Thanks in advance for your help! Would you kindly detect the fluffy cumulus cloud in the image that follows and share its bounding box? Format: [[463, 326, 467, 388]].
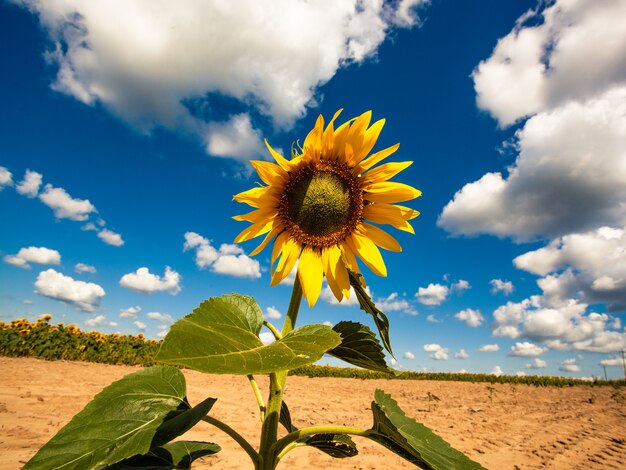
[[16, 0, 427, 161], [423, 343, 449, 361], [320, 283, 370, 307], [39, 184, 97, 221], [479, 344, 500, 353], [376, 292, 417, 316], [119, 266, 181, 294], [559, 358, 580, 373], [490, 366, 504, 377], [75, 262, 96, 274], [490, 279, 514, 296], [513, 227, 626, 311], [416, 283, 449, 305], [599, 356, 625, 367], [0, 166, 13, 189], [525, 358, 547, 370], [146, 312, 174, 324], [134, 320, 147, 331], [120, 306, 141, 319], [97, 228, 124, 246], [454, 308, 484, 327], [455, 349, 469, 360], [508, 341, 547, 357], [16, 170, 43, 198], [85, 315, 117, 328], [403, 351, 415, 360], [183, 232, 261, 278], [4, 246, 61, 269], [265, 306, 282, 320], [35, 268, 105, 311]]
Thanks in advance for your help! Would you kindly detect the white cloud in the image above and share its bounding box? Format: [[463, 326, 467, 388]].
[[490, 279, 514, 296], [416, 283, 449, 305], [492, 279, 626, 354], [490, 365, 503, 377], [426, 314, 440, 323], [146, 311, 174, 324], [455, 349, 469, 360], [473, 0, 626, 127], [423, 343, 449, 360], [320, 284, 370, 307], [133, 320, 147, 331], [525, 358, 547, 369], [559, 358, 580, 373], [16, 170, 43, 198], [403, 351, 415, 360], [4, 246, 61, 269], [183, 232, 260, 278], [599, 357, 625, 367], [259, 331, 276, 345], [75, 262, 96, 274], [513, 226, 626, 311], [479, 344, 500, 353], [451, 279, 470, 292], [265, 306, 282, 320], [119, 266, 181, 294], [17, 0, 424, 160], [97, 228, 124, 246], [85, 315, 106, 326], [120, 306, 141, 319], [508, 341, 547, 357], [206, 113, 264, 161], [376, 292, 417, 316], [35, 268, 105, 312], [0, 166, 13, 189], [39, 184, 97, 221], [439, 88, 626, 241], [454, 308, 484, 327]]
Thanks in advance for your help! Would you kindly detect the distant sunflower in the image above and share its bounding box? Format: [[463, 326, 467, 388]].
[[233, 110, 420, 307]]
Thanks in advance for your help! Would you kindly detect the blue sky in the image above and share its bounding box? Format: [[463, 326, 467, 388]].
[[1, 0, 625, 379]]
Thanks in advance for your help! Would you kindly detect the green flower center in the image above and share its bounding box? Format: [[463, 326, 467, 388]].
[[279, 162, 363, 247], [287, 171, 352, 236]]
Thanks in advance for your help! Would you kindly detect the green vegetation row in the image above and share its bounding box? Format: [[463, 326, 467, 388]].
[[2, 316, 624, 388]]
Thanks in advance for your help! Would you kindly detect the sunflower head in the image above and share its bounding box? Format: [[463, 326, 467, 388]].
[[234, 109, 420, 307]]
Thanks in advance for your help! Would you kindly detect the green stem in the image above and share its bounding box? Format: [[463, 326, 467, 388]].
[[247, 374, 266, 421], [272, 425, 371, 460], [258, 277, 303, 469], [262, 321, 282, 341], [202, 415, 259, 465]]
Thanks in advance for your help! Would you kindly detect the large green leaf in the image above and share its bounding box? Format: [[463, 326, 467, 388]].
[[24, 366, 209, 470], [328, 321, 395, 373], [105, 441, 221, 469], [348, 271, 393, 355], [369, 390, 485, 469], [156, 294, 341, 374]]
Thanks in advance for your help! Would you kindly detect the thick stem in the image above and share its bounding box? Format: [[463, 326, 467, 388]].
[[258, 277, 303, 469], [202, 415, 259, 465]]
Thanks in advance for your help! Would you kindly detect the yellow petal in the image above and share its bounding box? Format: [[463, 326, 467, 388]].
[[250, 160, 285, 186], [364, 182, 422, 203], [329, 244, 351, 299], [362, 161, 413, 185], [359, 223, 402, 252], [339, 239, 360, 273], [346, 232, 387, 277], [271, 239, 301, 286], [271, 231, 291, 268], [298, 247, 324, 307], [363, 204, 420, 233], [232, 207, 276, 223], [265, 139, 291, 171], [233, 186, 273, 208], [249, 226, 281, 256], [354, 118, 385, 164], [322, 247, 342, 302], [353, 143, 400, 175], [234, 219, 273, 243], [304, 114, 324, 159], [345, 111, 372, 165]]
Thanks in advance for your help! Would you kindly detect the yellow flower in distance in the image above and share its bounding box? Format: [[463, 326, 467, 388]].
[[233, 109, 420, 307]]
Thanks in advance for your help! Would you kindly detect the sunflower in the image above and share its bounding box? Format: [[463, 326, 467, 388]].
[[233, 109, 420, 307]]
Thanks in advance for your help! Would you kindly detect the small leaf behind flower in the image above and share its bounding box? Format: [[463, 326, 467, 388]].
[[105, 441, 221, 469], [24, 366, 202, 470], [348, 271, 393, 355], [328, 321, 395, 373], [369, 390, 486, 469], [156, 294, 341, 374]]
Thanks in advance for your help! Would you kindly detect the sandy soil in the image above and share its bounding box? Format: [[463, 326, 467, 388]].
[[1, 357, 625, 469]]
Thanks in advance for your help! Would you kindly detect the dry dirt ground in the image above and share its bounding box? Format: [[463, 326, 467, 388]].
[[1, 357, 625, 469]]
